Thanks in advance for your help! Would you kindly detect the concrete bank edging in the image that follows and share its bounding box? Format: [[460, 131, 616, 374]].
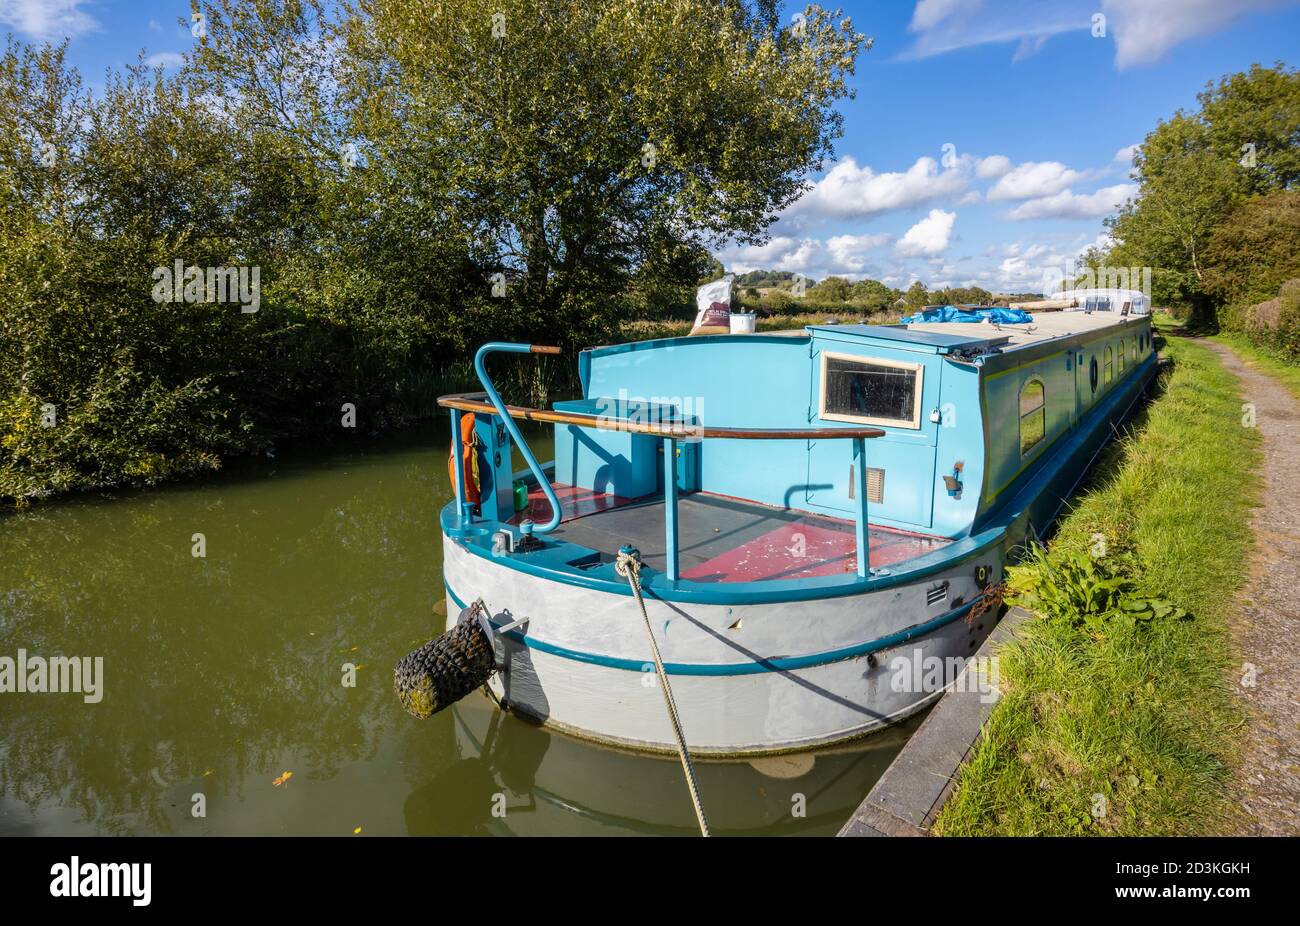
[[837, 606, 1032, 837]]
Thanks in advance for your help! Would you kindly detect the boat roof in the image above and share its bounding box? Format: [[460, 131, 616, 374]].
[[907, 310, 1141, 350], [806, 323, 1009, 351], [809, 311, 1142, 354]]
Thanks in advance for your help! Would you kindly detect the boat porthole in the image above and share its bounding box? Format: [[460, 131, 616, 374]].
[[1089, 355, 1099, 393], [975, 564, 989, 585]]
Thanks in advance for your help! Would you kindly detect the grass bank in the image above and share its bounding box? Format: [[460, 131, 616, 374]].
[[934, 319, 1257, 835]]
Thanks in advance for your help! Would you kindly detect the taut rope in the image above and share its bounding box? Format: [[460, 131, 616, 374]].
[[615, 546, 709, 837]]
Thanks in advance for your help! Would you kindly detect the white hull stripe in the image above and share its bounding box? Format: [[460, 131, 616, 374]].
[[445, 581, 986, 677]]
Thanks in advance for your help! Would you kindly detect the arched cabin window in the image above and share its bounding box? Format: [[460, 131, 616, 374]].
[[1118, 340, 1126, 374], [1019, 378, 1046, 456], [1104, 346, 1113, 385]]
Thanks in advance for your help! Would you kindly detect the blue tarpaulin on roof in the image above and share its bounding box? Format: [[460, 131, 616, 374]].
[[901, 305, 1034, 325]]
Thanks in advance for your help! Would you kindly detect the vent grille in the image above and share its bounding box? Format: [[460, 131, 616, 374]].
[[848, 467, 886, 503], [926, 583, 949, 606]]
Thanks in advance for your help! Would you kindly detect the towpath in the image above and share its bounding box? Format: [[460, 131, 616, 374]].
[[1203, 340, 1300, 835]]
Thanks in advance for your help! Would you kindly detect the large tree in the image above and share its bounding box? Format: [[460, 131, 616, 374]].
[[1105, 63, 1299, 327], [344, 0, 863, 343]]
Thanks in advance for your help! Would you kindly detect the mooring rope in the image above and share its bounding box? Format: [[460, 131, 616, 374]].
[[615, 547, 709, 837]]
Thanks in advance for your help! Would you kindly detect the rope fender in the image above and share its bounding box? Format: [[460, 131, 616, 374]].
[[394, 600, 496, 720]]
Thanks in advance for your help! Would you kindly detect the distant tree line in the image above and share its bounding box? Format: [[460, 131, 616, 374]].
[[730, 272, 1007, 316]]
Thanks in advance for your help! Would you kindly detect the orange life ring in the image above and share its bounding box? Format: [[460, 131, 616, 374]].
[[448, 414, 481, 505]]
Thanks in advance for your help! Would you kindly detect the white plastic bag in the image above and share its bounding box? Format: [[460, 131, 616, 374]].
[[690, 275, 734, 335]]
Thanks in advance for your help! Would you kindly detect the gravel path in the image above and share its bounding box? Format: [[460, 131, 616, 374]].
[[1203, 340, 1300, 835]]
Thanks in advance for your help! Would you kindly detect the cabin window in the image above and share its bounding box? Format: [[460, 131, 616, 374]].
[[819, 352, 924, 429], [1104, 346, 1113, 385], [1089, 356, 1098, 394], [1118, 341, 1126, 374], [1019, 378, 1046, 456]]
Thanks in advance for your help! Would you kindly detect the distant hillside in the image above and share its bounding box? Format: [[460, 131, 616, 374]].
[[733, 270, 816, 290]]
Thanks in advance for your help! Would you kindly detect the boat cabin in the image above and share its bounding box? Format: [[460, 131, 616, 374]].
[[444, 310, 1154, 590]]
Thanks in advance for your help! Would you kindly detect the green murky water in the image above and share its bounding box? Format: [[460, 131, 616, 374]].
[[0, 427, 916, 836]]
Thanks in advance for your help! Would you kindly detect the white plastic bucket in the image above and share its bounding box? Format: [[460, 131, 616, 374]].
[[729, 313, 756, 334]]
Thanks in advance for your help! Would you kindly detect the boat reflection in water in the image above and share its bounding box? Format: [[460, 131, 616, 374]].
[[403, 691, 921, 836]]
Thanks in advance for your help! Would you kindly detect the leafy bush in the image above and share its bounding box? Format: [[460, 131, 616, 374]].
[[1274, 279, 1300, 361], [1007, 545, 1188, 632]]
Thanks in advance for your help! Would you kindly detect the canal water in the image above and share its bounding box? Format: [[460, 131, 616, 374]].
[[0, 427, 918, 836]]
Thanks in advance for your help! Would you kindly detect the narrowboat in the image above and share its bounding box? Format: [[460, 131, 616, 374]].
[[414, 308, 1157, 757]]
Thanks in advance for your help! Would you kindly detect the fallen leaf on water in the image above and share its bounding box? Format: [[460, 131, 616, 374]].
[[273, 770, 293, 787], [353, 826, 362, 835], [203, 769, 214, 777]]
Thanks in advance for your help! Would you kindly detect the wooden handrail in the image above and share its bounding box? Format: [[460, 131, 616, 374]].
[[437, 392, 886, 440]]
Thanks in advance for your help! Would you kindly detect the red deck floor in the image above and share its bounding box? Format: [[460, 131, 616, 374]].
[[506, 484, 951, 582], [679, 518, 947, 582]]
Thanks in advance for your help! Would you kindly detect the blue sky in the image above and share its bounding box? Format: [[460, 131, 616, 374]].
[[2, 0, 1298, 293]]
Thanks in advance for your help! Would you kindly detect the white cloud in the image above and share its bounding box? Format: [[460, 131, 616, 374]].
[[910, 0, 975, 31], [1103, 0, 1297, 69], [900, 0, 1088, 61], [976, 155, 1013, 179], [826, 233, 892, 272], [719, 236, 807, 274], [1006, 241, 1052, 259], [1007, 183, 1137, 220], [896, 209, 957, 257], [987, 161, 1087, 201], [0, 0, 98, 40], [720, 231, 894, 280], [791, 155, 972, 220], [1113, 143, 1141, 164], [144, 52, 185, 70], [902, 0, 1292, 67]]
